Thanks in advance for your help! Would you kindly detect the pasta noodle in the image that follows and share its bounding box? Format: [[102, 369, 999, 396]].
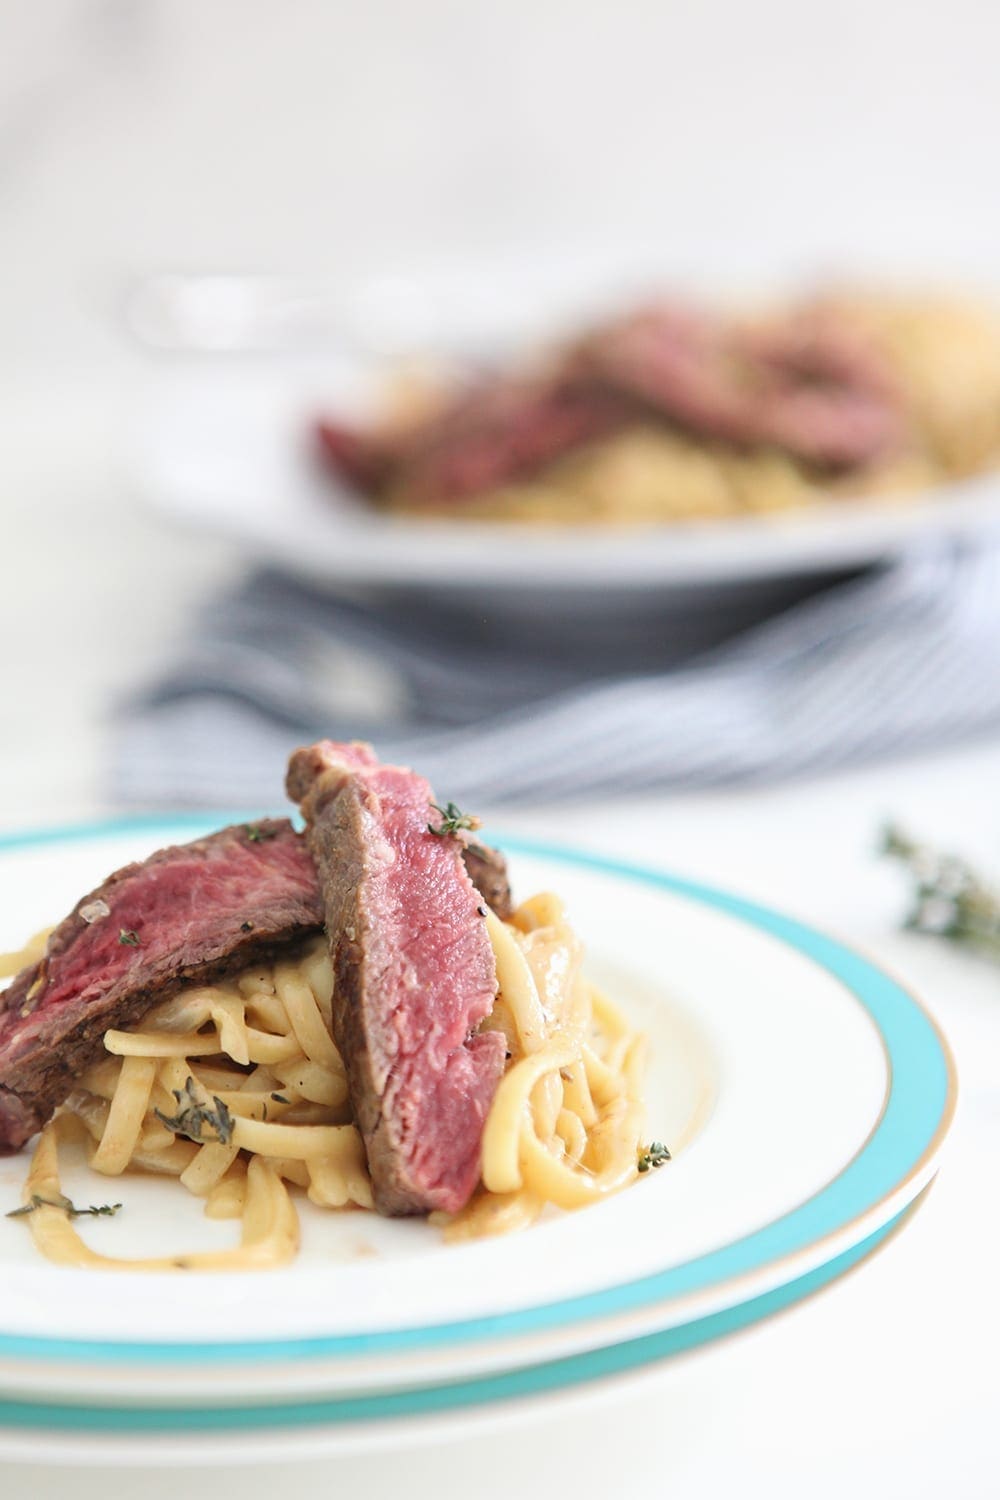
[[7, 895, 652, 1269]]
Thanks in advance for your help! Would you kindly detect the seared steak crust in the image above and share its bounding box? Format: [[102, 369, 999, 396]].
[[0, 819, 323, 1153], [461, 840, 514, 921]]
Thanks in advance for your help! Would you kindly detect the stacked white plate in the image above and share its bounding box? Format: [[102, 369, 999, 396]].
[[0, 821, 956, 1463]]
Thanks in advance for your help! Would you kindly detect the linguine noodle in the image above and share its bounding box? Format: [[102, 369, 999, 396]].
[[4, 892, 649, 1269]]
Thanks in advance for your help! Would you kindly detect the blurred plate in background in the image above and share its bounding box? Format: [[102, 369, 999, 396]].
[[136, 365, 1000, 596]]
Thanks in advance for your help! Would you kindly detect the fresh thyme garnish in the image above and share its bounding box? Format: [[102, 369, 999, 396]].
[[881, 823, 1000, 957], [427, 802, 481, 838], [154, 1077, 235, 1145], [7, 1193, 122, 1220], [243, 824, 277, 843], [118, 929, 140, 947], [637, 1141, 671, 1173]]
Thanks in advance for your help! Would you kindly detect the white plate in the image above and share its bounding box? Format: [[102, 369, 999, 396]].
[[138, 369, 1000, 593], [0, 820, 955, 1436]]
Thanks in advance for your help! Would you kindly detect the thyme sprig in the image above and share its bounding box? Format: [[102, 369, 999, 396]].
[[118, 929, 140, 947], [427, 801, 481, 838], [881, 823, 1000, 957], [7, 1193, 122, 1220], [155, 1076, 235, 1145], [637, 1141, 671, 1173]]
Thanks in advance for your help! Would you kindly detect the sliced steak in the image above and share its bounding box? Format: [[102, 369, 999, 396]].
[[387, 380, 629, 508], [286, 741, 506, 1216], [315, 300, 904, 507], [0, 819, 323, 1153], [576, 303, 903, 470], [461, 839, 514, 921], [315, 418, 394, 496], [316, 379, 628, 508], [570, 304, 759, 448], [734, 312, 903, 469]]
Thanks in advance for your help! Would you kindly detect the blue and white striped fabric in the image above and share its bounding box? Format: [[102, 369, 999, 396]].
[[114, 542, 1000, 807]]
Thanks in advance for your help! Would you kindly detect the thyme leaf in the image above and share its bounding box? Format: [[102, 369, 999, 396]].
[[154, 1077, 235, 1145], [7, 1193, 122, 1220], [118, 929, 141, 947], [243, 824, 277, 843], [427, 801, 481, 838], [637, 1141, 671, 1173]]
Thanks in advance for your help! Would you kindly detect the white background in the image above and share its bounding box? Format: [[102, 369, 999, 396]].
[[5, 0, 1000, 374], [2, 2, 1000, 1494]]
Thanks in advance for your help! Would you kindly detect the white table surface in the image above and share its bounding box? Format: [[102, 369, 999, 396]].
[[2, 381, 999, 1498]]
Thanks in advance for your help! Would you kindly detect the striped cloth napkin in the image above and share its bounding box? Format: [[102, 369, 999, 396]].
[[114, 540, 1000, 807]]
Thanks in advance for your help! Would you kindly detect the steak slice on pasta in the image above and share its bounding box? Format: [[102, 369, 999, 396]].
[[0, 820, 324, 1154], [286, 740, 506, 1216]]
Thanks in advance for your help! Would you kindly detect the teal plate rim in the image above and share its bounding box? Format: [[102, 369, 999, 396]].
[[0, 815, 957, 1371], [0, 1204, 915, 1436]]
